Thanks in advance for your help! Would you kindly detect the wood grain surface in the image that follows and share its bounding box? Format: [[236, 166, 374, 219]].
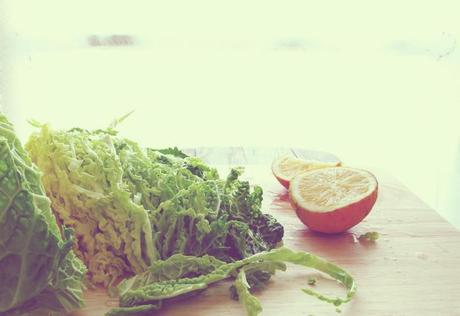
[[72, 147, 460, 316]]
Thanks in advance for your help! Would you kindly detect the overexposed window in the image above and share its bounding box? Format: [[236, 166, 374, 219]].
[[2, 0, 459, 226]]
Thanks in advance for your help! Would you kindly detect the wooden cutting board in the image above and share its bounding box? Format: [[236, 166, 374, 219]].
[[72, 147, 460, 316]]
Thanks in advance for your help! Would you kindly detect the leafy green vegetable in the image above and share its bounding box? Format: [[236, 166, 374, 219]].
[[109, 247, 356, 316], [308, 277, 317, 286], [229, 260, 286, 300], [26, 126, 159, 285], [26, 125, 283, 284], [154, 147, 189, 158], [230, 270, 272, 300], [106, 304, 161, 316], [233, 269, 263, 316], [0, 113, 86, 315], [358, 231, 380, 242], [117, 254, 226, 298], [24, 119, 356, 316]]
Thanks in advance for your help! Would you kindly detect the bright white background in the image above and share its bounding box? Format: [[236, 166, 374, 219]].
[[1, 0, 460, 227]]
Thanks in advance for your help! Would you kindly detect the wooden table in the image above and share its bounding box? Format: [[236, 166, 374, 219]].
[[74, 147, 460, 316]]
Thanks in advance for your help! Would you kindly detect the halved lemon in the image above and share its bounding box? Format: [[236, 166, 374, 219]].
[[289, 167, 378, 234], [272, 155, 341, 189]]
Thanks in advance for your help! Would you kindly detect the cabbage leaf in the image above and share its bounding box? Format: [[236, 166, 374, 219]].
[[26, 125, 283, 285], [0, 113, 85, 315], [108, 247, 356, 316]]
